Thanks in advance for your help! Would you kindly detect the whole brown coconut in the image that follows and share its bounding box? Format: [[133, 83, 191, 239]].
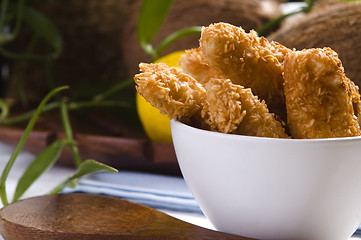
[[7, 0, 134, 104], [269, 2, 361, 87], [7, 0, 282, 104], [122, 0, 283, 77]]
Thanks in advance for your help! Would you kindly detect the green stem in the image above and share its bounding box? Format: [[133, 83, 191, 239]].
[[10, 0, 26, 42], [0, 0, 9, 35], [0, 0, 26, 44], [0, 45, 52, 61], [60, 99, 82, 167], [140, 41, 155, 57], [93, 78, 134, 101], [153, 26, 202, 60], [256, 0, 314, 36], [0, 86, 68, 206], [68, 100, 131, 110], [0, 99, 9, 122], [1, 101, 60, 125], [1, 100, 130, 125], [256, 10, 302, 36], [304, 0, 314, 10], [15, 33, 40, 106]]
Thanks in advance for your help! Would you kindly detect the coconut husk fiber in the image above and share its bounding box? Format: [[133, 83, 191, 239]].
[[269, 2, 361, 87], [122, 0, 283, 77]]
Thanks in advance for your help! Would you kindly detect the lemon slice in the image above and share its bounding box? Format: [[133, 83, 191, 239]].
[[136, 51, 185, 142]]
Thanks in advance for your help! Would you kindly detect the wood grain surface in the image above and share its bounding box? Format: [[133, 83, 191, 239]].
[[0, 193, 255, 240]]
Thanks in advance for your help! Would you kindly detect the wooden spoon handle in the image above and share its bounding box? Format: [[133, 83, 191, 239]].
[[0, 193, 255, 240]]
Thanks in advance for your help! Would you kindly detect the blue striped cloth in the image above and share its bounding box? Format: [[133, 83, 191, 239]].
[[62, 171, 202, 213]]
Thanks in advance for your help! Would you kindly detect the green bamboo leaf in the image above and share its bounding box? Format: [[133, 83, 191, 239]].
[[49, 159, 118, 194], [60, 99, 82, 167], [12, 140, 64, 202], [0, 86, 68, 206], [22, 6, 63, 58], [154, 26, 202, 59], [137, 0, 174, 55], [0, 98, 9, 122]]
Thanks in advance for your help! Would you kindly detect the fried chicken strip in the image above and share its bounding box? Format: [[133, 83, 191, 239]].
[[350, 81, 361, 126], [135, 62, 288, 138], [283, 48, 361, 138], [134, 63, 206, 125], [200, 22, 290, 121], [179, 48, 219, 85], [202, 78, 289, 138]]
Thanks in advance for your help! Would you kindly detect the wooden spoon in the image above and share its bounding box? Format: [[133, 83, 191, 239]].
[[0, 193, 255, 240]]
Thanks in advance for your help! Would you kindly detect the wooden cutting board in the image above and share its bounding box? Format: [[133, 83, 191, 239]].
[[0, 193, 255, 240]]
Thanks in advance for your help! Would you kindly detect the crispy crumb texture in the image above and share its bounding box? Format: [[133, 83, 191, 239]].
[[134, 23, 361, 139], [200, 22, 290, 121], [135, 63, 288, 138], [202, 78, 288, 138], [284, 48, 361, 138], [134, 63, 205, 124], [179, 48, 220, 85]]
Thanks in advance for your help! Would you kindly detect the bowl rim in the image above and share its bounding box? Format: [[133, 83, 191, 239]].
[[170, 119, 361, 143]]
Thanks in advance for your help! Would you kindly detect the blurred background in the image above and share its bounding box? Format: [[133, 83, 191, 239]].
[[0, 0, 360, 175]]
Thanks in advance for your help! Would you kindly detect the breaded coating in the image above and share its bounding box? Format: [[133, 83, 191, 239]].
[[350, 81, 361, 126], [134, 63, 206, 124], [178, 48, 219, 85], [202, 78, 289, 138], [283, 48, 361, 138], [135, 62, 288, 138], [200, 22, 290, 121]]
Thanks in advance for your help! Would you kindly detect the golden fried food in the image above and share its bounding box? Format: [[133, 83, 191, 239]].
[[134, 63, 206, 124], [135, 22, 361, 140], [135, 62, 288, 138], [283, 48, 361, 138], [178, 48, 220, 85], [200, 22, 290, 121], [202, 78, 289, 138], [350, 81, 361, 126]]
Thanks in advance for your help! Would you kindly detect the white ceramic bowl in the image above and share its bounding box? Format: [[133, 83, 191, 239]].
[[171, 120, 361, 240]]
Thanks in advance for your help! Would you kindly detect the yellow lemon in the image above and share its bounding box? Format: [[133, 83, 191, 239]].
[[154, 50, 185, 68], [136, 51, 185, 142]]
